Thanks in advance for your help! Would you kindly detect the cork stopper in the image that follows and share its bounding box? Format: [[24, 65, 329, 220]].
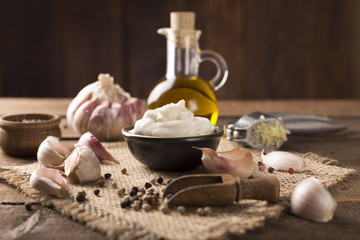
[[170, 12, 195, 30]]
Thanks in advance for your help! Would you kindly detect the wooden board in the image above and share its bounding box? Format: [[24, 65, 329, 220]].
[[0, 98, 359, 240], [1, 1, 360, 99]]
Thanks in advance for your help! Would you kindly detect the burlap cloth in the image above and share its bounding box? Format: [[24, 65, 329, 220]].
[[0, 139, 355, 240]]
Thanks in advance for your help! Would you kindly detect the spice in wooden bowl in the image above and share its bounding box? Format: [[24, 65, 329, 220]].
[[0, 113, 61, 157]]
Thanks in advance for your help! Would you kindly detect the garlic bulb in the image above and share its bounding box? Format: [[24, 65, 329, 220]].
[[30, 168, 68, 198], [77, 132, 118, 164], [66, 73, 146, 141], [291, 177, 337, 222], [196, 147, 256, 179], [261, 150, 305, 172], [64, 145, 101, 184], [37, 136, 71, 169]]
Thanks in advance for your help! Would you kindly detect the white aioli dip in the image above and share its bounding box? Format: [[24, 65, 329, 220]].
[[131, 100, 214, 137]]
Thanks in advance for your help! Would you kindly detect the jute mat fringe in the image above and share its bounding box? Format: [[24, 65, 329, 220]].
[[0, 139, 355, 240]]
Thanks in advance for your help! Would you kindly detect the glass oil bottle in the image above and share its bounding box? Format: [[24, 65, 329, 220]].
[[147, 12, 228, 125]]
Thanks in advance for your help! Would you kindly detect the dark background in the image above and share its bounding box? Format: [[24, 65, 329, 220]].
[[0, 0, 359, 100]]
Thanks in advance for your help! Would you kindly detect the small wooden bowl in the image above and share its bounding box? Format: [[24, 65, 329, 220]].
[[0, 113, 61, 157]]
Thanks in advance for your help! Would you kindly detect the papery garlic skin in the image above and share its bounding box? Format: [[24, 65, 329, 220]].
[[67, 73, 146, 141], [261, 150, 305, 172], [30, 168, 68, 198], [291, 177, 337, 222], [37, 136, 71, 169], [196, 147, 255, 179], [66, 82, 98, 125], [64, 146, 101, 184], [87, 100, 113, 140], [77, 132, 118, 164]]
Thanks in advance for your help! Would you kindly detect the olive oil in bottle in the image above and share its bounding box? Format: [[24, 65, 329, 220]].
[[148, 76, 218, 125], [147, 12, 227, 125]]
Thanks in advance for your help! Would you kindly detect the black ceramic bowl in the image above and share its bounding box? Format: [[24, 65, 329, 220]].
[[122, 126, 223, 171]]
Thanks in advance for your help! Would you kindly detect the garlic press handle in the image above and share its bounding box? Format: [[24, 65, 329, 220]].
[[225, 123, 248, 141]]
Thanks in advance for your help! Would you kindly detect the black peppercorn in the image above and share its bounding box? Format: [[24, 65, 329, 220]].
[[121, 200, 131, 208], [94, 189, 100, 196], [104, 173, 112, 179], [268, 167, 274, 173], [157, 177, 164, 184], [76, 191, 86, 202], [129, 189, 138, 197], [145, 182, 152, 189], [25, 202, 32, 211]]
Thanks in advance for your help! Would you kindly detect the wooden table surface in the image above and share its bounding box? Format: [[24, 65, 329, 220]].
[[0, 98, 359, 240]]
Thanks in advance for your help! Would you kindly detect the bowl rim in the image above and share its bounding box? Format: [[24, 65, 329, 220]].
[[0, 113, 61, 129], [122, 125, 223, 142]]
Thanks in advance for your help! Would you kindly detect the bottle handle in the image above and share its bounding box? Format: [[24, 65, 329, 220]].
[[200, 50, 228, 91]]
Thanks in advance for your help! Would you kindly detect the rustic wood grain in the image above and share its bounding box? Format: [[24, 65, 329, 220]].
[[0, 205, 107, 240], [0, 98, 359, 240], [0, 98, 359, 117], [1, 0, 359, 99]]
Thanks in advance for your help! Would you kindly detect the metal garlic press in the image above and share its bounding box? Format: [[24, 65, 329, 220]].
[[225, 111, 347, 150], [225, 112, 285, 150]]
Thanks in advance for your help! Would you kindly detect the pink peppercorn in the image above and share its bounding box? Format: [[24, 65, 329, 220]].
[[288, 168, 294, 174]]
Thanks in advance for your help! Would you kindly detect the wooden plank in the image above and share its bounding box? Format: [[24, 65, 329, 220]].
[[1, 1, 360, 99], [217, 99, 360, 117], [0, 205, 107, 240], [0, 99, 359, 239], [246, 0, 357, 99], [237, 201, 360, 240], [0, 98, 359, 117]]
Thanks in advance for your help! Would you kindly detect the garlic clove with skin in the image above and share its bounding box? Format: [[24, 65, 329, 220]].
[[124, 97, 147, 124], [195, 147, 256, 179], [110, 98, 147, 140], [291, 177, 337, 222], [66, 73, 146, 141], [37, 136, 71, 169], [64, 145, 101, 184], [261, 150, 305, 172], [30, 168, 68, 198], [87, 100, 113, 141], [110, 102, 128, 139], [66, 81, 98, 125], [77, 132, 119, 164], [72, 97, 99, 134]]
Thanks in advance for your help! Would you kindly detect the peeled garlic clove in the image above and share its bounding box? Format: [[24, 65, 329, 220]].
[[30, 168, 68, 198], [64, 146, 101, 184], [37, 136, 71, 169], [261, 150, 305, 172], [72, 97, 99, 134], [291, 177, 337, 222], [77, 132, 119, 164], [66, 81, 98, 124], [196, 147, 255, 179], [87, 101, 113, 141]]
